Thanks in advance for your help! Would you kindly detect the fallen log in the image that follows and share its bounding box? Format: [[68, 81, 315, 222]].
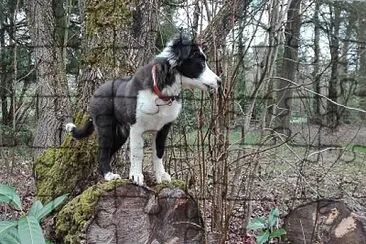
[[55, 180, 204, 244], [284, 199, 366, 244]]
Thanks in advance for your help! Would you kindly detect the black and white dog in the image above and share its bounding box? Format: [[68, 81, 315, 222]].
[[65, 35, 221, 185]]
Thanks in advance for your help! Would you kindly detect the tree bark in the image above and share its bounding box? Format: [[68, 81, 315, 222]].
[[326, 4, 341, 129], [312, 1, 321, 124], [56, 182, 204, 244], [274, 0, 302, 136], [26, 0, 71, 158], [356, 3, 366, 121]]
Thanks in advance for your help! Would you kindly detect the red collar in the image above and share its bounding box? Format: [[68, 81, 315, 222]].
[[151, 64, 179, 103]]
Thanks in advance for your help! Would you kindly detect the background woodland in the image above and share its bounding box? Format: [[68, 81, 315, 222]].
[[2, 0, 366, 243]]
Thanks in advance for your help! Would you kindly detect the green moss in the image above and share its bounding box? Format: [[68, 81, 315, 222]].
[[84, 0, 135, 71], [154, 179, 186, 193], [34, 115, 98, 203], [56, 180, 128, 243]]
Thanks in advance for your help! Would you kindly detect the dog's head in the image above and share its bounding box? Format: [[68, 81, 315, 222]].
[[156, 34, 221, 91]]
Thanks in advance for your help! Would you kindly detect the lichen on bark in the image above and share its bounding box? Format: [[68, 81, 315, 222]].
[[84, 0, 135, 72]]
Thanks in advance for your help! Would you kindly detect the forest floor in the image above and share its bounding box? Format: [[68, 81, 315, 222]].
[[1, 123, 366, 243]]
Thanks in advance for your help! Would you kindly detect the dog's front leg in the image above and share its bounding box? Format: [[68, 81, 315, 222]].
[[153, 123, 172, 183], [129, 126, 144, 186]]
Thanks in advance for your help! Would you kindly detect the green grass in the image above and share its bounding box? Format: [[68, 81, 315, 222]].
[[290, 116, 308, 124]]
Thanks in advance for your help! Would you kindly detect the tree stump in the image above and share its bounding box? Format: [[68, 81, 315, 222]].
[[284, 199, 366, 244], [56, 181, 204, 244], [34, 115, 99, 204]]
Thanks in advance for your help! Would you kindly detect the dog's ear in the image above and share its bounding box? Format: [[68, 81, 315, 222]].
[[154, 61, 174, 88], [171, 35, 192, 62]]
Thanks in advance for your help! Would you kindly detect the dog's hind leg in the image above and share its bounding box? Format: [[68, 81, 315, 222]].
[[111, 125, 129, 156], [95, 115, 121, 181], [152, 123, 172, 183]]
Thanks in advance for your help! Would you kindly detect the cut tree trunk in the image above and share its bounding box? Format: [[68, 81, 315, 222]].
[[56, 181, 204, 244], [285, 199, 366, 244]]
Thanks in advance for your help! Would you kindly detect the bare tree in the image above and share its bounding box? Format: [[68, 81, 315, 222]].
[[274, 0, 302, 136], [312, 1, 321, 124], [356, 3, 366, 121], [326, 3, 341, 128]]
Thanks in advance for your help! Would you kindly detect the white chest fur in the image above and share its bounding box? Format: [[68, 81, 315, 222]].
[[134, 90, 182, 132]]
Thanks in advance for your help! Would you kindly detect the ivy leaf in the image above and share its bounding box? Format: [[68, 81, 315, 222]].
[[268, 208, 280, 228], [247, 217, 266, 231], [270, 228, 286, 238], [256, 230, 270, 244]]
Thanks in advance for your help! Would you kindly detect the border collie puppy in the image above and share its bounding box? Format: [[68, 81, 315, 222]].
[[65, 35, 221, 185]]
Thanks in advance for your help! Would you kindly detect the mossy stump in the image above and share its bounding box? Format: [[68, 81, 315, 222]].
[[56, 180, 204, 244], [285, 199, 366, 244], [34, 115, 99, 203]]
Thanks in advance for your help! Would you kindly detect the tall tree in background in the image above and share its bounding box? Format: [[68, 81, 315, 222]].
[[312, 1, 321, 123], [26, 0, 71, 158], [274, 0, 302, 136], [0, 0, 34, 136], [356, 3, 366, 121], [338, 5, 356, 122], [326, 3, 341, 128]]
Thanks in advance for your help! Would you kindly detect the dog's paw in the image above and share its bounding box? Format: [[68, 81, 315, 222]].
[[156, 171, 171, 184], [65, 123, 76, 133], [104, 172, 121, 181], [130, 173, 144, 186]]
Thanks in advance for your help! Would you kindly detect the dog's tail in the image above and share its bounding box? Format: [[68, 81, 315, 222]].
[[65, 118, 94, 139]]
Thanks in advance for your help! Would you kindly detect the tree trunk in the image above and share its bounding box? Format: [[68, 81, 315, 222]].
[[274, 0, 302, 137], [261, 0, 283, 130], [312, 1, 321, 124], [26, 0, 71, 158], [76, 0, 160, 112], [326, 4, 341, 129], [338, 8, 356, 123], [285, 199, 366, 243], [357, 3, 366, 121], [55, 182, 204, 244]]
